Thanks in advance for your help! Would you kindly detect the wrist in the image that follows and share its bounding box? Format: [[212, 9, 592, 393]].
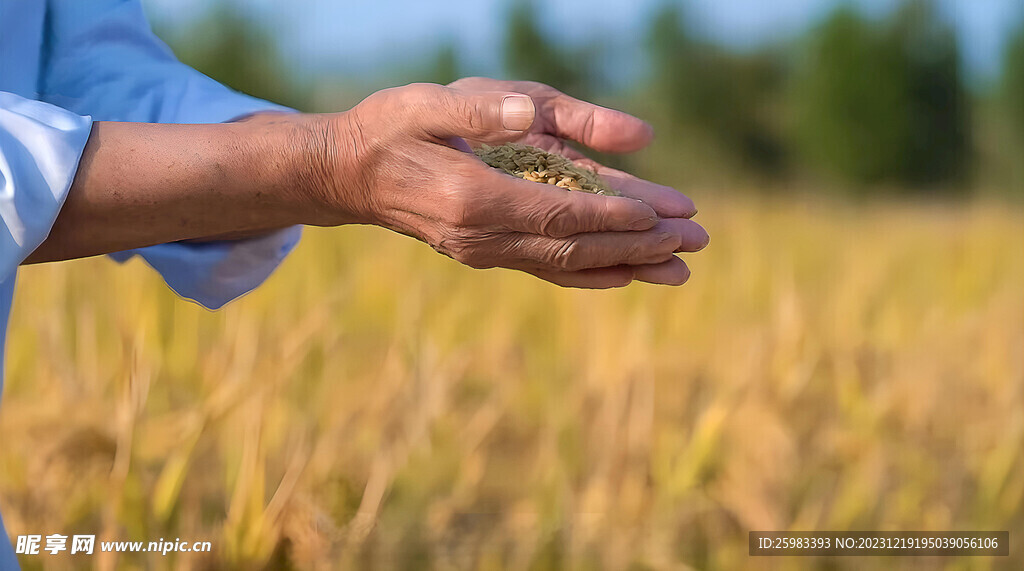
[[282, 110, 378, 227], [229, 111, 334, 228]]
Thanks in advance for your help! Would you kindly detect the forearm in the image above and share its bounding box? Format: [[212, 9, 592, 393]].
[[25, 113, 325, 264]]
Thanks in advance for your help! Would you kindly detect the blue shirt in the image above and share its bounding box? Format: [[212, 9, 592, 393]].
[[0, 1, 301, 565]]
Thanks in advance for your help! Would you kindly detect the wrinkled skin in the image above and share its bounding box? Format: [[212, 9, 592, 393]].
[[314, 79, 708, 288]]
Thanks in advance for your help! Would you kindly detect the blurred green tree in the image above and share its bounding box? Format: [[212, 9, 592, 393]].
[[646, 4, 787, 176], [1003, 25, 1024, 144], [996, 23, 1024, 194], [156, 3, 307, 111], [646, 3, 691, 125], [891, 0, 972, 185], [791, 0, 970, 189], [428, 41, 461, 86], [503, 0, 591, 99]]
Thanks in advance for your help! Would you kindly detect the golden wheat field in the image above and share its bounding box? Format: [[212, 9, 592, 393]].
[[1, 194, 1021, 570]]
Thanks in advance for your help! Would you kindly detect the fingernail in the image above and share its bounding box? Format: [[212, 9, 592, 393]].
[[629, 215, 659, 231], [501, 95, 535, 131]]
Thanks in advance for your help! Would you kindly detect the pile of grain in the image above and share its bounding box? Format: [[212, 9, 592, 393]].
[[474, 143, 619, 196]]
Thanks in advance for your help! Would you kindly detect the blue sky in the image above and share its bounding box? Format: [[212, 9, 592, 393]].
[[143, 0, 1023, 83]]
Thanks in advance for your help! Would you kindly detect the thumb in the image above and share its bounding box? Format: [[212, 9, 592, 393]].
[[402, 84, 535, 142]]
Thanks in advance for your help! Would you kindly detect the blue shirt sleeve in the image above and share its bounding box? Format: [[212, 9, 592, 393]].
[[40, 0, 289, 124], [0, 92, 92, 282], [39, 0, 302, 309]]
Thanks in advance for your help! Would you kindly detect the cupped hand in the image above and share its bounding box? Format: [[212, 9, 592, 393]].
[[448, 77, 706, 285], [313, 81, 707, 288]]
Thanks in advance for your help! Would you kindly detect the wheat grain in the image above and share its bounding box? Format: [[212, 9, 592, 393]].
[[474, 142, 620, 196]]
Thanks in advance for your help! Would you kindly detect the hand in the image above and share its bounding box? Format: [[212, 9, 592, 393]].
[[449, 77, 706, 285], [312, 82, 708, 288]]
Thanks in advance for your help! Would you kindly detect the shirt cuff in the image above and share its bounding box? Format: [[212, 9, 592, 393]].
[[109, 225, 302, 310], [0, 92, 93, 282]]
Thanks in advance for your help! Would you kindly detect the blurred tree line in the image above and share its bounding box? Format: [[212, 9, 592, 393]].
[[160, 0, 1022, 197]]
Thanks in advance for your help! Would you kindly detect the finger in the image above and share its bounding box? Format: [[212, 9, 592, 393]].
[[495, 228, 682, 272], [446, 78, 653, 153], [395, 83, 536, 143], [521, 135, 697, 219], [592, 167, 698, 219], [542, 92, 654, 153], [519, 133, 590, 160], [481, 168, 658, 236], [653, 218, 710, 253], [632, 256, 691, 286], [520, 265, 635, 289]]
